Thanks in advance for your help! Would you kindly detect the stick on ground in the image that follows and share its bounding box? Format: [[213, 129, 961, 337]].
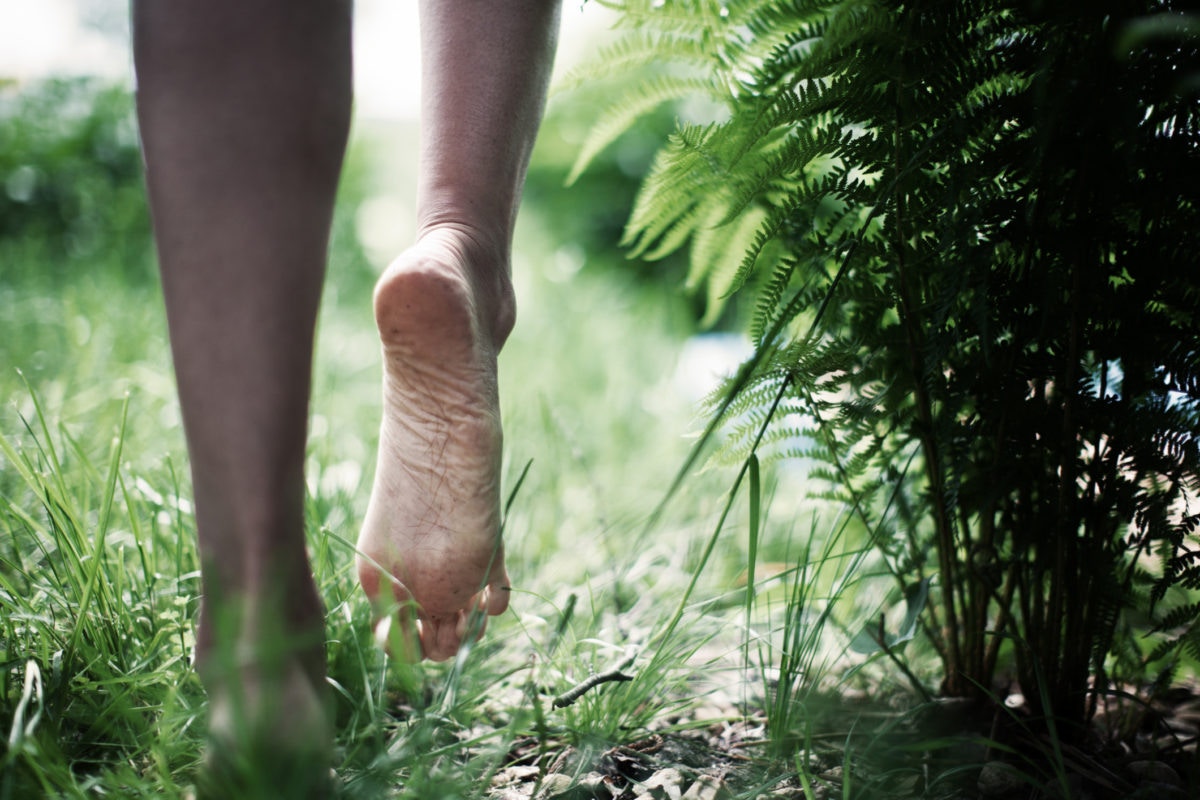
[[552, 651, 637, 709]]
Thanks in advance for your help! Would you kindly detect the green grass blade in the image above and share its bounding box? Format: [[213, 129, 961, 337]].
[[747, 453, 761, 611], [65, 394, 129, 665]]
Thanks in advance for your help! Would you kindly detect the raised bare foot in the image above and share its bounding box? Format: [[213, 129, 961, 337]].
[[357, 227, 514, 662]]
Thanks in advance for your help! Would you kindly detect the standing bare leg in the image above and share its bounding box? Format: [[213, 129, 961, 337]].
[[357, 1, 561, 662], [133, 1, 351, 794]]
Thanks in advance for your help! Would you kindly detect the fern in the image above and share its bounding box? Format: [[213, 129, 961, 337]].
[[571, 0, 1200, 731], [566, 74, 723, 185]]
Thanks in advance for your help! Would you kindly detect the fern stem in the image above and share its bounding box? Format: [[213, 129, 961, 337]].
[[887, 16, 964, 694], [983, 561, 1019, 685]]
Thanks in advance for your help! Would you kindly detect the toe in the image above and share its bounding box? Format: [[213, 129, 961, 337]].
[[483, 550, 511, 616], [375, 614, 422, 663], [487, 574, 511, 616], [420, 616, 462, 662], [455, 601, 491, 643], [360, 564, 424, 662]]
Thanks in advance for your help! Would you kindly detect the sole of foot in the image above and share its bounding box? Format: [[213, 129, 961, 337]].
[[357, 228, 513, 662]]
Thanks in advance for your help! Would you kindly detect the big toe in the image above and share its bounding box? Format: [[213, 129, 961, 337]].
[[486, 569, 511, 616], [422, 615, 467, 662]]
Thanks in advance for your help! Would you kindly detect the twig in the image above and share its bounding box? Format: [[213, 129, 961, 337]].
[[553, 651, 637, 709]]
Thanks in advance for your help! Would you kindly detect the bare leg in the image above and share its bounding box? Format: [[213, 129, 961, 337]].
[[133, 0, 351, 794], [357, 1, 561, 662]]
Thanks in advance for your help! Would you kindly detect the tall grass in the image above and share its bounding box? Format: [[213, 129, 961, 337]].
[[0, 93, 935, 795], [1, 383, 203, 798], [1, 193, 821, 796]]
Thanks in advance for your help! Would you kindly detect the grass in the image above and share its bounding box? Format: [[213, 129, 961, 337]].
[[8, 55, 1200, 800], [0, 121, 927, 798]]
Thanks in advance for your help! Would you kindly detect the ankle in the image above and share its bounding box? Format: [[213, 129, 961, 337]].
[[408, 222, 517, 347], [195, 574, 326, 680]]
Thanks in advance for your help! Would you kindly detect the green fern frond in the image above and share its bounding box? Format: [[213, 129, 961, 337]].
[[621, 121, 726, 257], [593, 0, 744, 33], [566, 74, 723, 185], [555, 30, 718, 94], [750, 258, 800, 344], [691, 203, 771, 326], [717, 122, 855, 229], [1152, 600, 1200, 634]]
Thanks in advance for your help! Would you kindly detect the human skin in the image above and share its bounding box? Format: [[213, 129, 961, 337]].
[[357, 0, 561, 662], [133, 0, 559, 792], [134, 2, 351, 792]]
